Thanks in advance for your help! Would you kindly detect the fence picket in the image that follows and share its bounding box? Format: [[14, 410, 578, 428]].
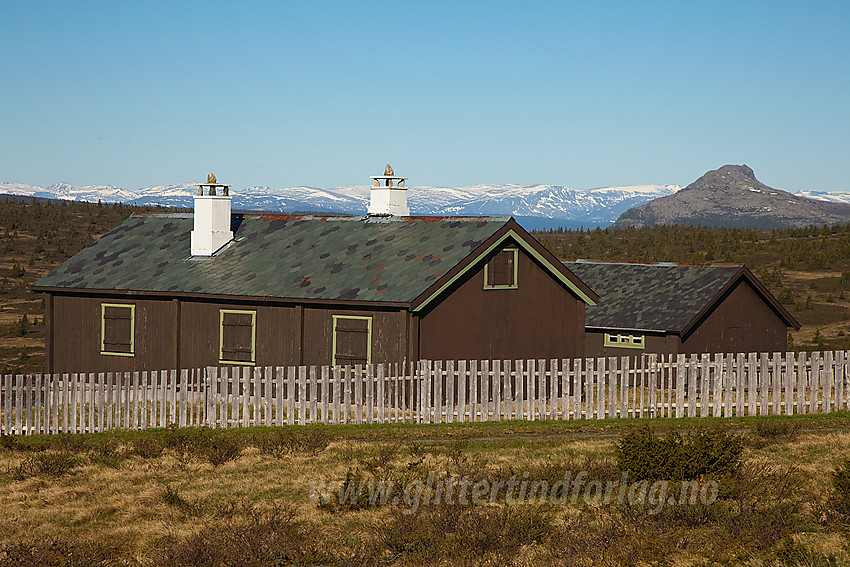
[[835, 350, 844, 411], [607, 357, 617, 419], [458, 360, 467, 423], [8, 351, 850, 435], [570, 358, 580, 420]]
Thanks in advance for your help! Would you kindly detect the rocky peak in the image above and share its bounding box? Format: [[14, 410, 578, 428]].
[[613, 165, 850, 229], [684, 164, 762, 194]]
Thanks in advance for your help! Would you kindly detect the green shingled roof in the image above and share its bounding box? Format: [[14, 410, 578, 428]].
[[564, 261, 745, 333], [35, 214, 513, 303]]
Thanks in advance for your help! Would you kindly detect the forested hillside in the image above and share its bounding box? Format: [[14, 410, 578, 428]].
[[0, 199, 172, 374]]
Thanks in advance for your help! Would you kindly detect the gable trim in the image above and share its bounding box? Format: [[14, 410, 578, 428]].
[[412, 226, 597, 313]]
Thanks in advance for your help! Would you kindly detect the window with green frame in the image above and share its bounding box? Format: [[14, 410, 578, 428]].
[[101, 303, 135, 356], [603, 332, 645, 349], [219, 309, 256, 364], [332, 315, 372, 366], [484, 247, 518, 289]]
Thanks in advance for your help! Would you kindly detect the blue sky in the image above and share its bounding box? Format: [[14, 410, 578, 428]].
[[1, 1, 848, 192]]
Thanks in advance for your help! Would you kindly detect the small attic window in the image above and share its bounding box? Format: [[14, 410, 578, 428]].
[[220, 309, 256, 365], [101, 303, 135, 356], [484, 248, 518, 290], [604, 332, 645, 349]]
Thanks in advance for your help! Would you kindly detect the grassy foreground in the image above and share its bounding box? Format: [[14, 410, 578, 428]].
[[1, 414, 849, 566]]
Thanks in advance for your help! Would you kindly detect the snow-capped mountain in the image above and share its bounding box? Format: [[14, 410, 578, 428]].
[[0, 180, 682, 227], [797, 190, 850, 205]]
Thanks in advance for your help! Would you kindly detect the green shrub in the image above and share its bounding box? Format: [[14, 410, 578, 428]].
[[163, 426, 244, 466], [13, 452, 79, 478], [153, 504, 319, 567], [831, 459, 850, 516], [616, 426, 742, 481], [0, 537, 121, 567], [132, 436, 166, 459], [0, 433, 18, 451], [753, 420, 801, 441], [255, 428, 329, 457]]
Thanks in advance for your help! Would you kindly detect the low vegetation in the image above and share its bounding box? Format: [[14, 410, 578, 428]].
[[0, 416, 848, 566]]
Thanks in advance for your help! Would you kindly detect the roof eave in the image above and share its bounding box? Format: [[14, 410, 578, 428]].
[[32, 285, 412, 310]]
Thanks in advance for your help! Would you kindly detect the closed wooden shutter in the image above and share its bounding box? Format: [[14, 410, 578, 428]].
[[102, 305, 133, 354], [486, 249, 516, 287], [334, 317, 370, 366], [221, 311, 255, 363]]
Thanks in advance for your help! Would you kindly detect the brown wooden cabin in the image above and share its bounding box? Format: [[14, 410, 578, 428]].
[[34, 214, 597, 374], [563, 261, 799, 358]]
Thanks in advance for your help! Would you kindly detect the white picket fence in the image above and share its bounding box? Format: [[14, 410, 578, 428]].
[[2, 351, 849, 435]]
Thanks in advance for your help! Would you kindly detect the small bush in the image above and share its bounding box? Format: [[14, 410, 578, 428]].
[[0, 537, 121, 567], [831, 459, 850, 516], [163, 426, 244, 466], [13, 452, 79, 478], [384, 501, 555, 563], [132, 436, 166, 459], [0, 433, 18, 451], [255, 428, 329, 457], [753, 420, 802, 441], [616, 426, 742, 481], [162, 485, 199, 515], [153, 504, 320, 567], [87, 436, 126, 468], [720, 462, 805, 549]]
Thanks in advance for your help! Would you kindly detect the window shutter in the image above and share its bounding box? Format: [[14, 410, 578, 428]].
[[221, 311, 255, 363], [487, 249, 516, 287], [334, 317, 370, 366], [102, 305, 133, 354]]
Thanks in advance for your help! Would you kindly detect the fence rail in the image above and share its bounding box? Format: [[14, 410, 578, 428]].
[[2, 351, 849, 435]]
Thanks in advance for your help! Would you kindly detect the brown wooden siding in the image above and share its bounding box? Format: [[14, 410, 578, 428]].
[[681, 280, 788, 354], [584, 280, 789, 357], [50, 293, 177, 374], [177, 300, 301, 370], [585, 331, 679, 358], [418, 245, 585, 361], [302, 307, 409, 367]]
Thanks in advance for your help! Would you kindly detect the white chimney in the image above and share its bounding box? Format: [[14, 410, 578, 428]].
[[191, 174, 233, 256], [368, 164, 409, 216]]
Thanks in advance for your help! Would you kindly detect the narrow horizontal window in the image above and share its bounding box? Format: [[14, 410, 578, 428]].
[[604, 332, 645, 350], [101, 303, 135, 357], [220, 309, 256, 365], [484, 248, 518, 290]]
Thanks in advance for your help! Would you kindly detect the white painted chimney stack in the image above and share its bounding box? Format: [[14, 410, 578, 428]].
[[191, 174, 233, 256], [368, 164, 409, 216]]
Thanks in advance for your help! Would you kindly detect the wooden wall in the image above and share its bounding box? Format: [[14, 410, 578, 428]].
[[46, 293, 413, 373], [585, 331, 679, 358], [49, 293, 177, 374], [681, 279, 788, 354], [177, 300, 301, 370], [417, 245, 586, 361], [583, 280, 790, 358], [301, 307, 410, 367]]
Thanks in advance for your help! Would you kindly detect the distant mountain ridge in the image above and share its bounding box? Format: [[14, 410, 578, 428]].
[[3, 174, 849, 230], [0, 180, 680, 228], [613, 165, 850, 230]]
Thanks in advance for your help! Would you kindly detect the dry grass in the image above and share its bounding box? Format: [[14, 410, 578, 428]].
[[0, 419, 848, 565]]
